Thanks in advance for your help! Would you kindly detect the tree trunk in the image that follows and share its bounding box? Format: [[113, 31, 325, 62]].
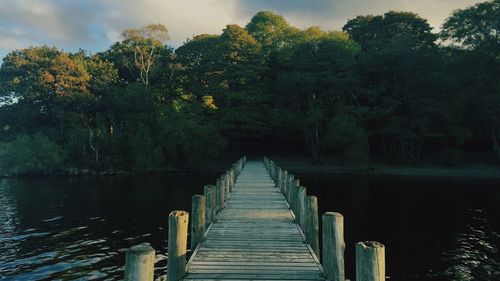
[[88, 126, 99, 163]]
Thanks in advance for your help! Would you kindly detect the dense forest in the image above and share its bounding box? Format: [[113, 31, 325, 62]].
[[0, 0, 499, 175]]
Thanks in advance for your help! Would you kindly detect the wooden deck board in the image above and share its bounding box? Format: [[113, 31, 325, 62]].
[[183, 161, 325, 281]]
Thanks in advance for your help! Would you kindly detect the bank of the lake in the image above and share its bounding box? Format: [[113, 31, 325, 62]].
[[272, 156, 500, 179]]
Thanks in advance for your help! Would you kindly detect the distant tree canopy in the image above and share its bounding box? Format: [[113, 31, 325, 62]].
[[1, 1, 499, 175], [441, 0, 500, 56]]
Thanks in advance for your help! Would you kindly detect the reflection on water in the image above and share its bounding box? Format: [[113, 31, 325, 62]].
[[442, 209, 500, 281], [0, 173, 216, 280], [0, 172, 499, 280], [298, 173, 500, 281]]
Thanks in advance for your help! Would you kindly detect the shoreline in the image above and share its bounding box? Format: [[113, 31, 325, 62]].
[[3, 158, 500, 179], [272, 157, 500, 179]]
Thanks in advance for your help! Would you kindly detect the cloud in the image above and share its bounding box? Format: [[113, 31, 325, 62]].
[[0, 0, 483, 59], [234, 0, 482, 31], [89, 0, 242, 47]]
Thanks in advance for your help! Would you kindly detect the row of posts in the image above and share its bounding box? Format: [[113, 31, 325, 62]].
[[123, 157, 247, 281], [263, 157, 385, 281]]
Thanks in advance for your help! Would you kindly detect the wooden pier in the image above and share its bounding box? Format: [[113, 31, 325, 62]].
[[124, 157, 385, 281], [184, 160, 324, 280]]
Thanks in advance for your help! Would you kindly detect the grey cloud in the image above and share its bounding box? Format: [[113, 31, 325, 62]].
[[0, 1, 96, 45], [0, 0, 484, 59], [234, 0, 482, 30]]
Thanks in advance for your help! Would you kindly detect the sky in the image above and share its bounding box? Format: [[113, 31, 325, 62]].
[[0, 0, 483, 59]]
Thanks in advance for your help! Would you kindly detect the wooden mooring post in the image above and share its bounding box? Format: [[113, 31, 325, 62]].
[[216, 177, 225, 212], [124, 244, 155, 281], [323, 212, 345, 281], [191, 195, 205, 251], [356, 241, 385, 281], [167, 210, 189, 281], [305, 195, 320, 258], [204, 185, 216, 229]]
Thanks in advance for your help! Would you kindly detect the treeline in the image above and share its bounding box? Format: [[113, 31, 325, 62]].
[[1, 1, 499, 175]]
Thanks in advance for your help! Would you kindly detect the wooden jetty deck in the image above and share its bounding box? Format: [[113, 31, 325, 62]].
[[183, 160, 325, 281], [123, 157, 385, 281]]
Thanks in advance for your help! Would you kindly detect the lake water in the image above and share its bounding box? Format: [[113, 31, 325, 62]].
[[0, 169, 499, 280]]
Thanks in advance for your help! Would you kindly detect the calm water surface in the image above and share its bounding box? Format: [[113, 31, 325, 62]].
[[0, 170, 499, 280]]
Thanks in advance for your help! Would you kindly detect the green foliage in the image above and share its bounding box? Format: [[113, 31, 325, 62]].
[[245, 11, 295, 54], [0, 133, 65, 175], [1, 5, 500, 174], [343, 11, 437, 50], [441, 0, 500, 57], [159, 117, 226, 170], [271, 31, 360, 159], [130, 127, 164, 171], [323, 115, 369, 164]]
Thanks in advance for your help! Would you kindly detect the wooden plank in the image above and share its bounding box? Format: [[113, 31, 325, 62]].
[[192, 261, 317, 268], [185, 273, 324, 278]]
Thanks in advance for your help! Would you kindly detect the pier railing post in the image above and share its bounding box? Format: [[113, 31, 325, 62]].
[[282, 170, 288, 200], [204, 185, 216, 229], [227, 170, 232, 193], [191, 195, 205, 251], [216, 177, 225, 212], [124, 244, 155, 281], [286, 174, 293, 204], [167, 211, 189, 281], [272, 162, 276, 181], [277, 167, 282, 191], [356, 241, 385, 281], [298, 186, 307, 228], [305, 196, 320, 258], [323, 212, 345, 281], [232, 168, 236, 189], [291, 180, 300, 221], [223, 174, 230, 199]]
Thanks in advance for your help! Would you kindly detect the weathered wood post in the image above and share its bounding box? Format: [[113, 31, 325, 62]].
[[272, 162, 277, 182], [124, 244, 155, 281], [220, 176, 228, 203], [216, 177, 225, 212], [191, 195, 205, 251], [282, 170, 288, 199], [292, 179, 300, 215], [204, 185, 216, 229], [231, 168, 235, 191], [277, 167, 282, 191], [291, 180, 300, 221], [298, 186, 307, 228], [226, 170, 232, 193], [305, 196, 320, 258], [232, 164, 237, 179], [356, 241, 385, 281], [224, 174, 230, 199], [323, 212, 345, 281], [167, 211, 189, 281], [286, 174, 293, 204], [271, 162, 276, 181]]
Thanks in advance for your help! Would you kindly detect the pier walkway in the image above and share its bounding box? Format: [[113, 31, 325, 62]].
[[183, 160, 324, 280]]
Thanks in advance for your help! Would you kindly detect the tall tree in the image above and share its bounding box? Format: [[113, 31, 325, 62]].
[[441, 0, 500, 160], [245, 11, 296, 55], [103, 23, 169, 87], [441, 0, 500, 57], [343, 11, 437, 50], [343, 11, 442, 161], [272, 30, 360, 160]]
